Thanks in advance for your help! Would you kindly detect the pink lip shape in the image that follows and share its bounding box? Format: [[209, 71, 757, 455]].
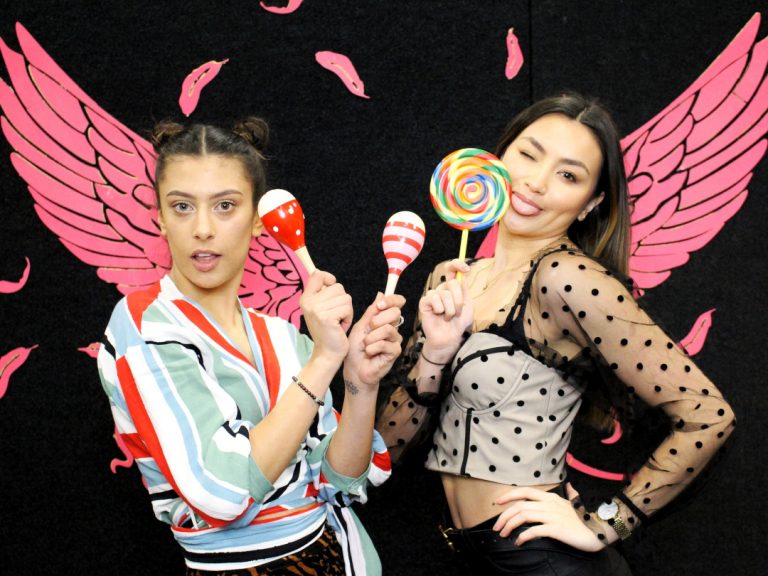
[[78, 342, 102, 358], [0, 256, 31, 293], [679, 309, 716, 357], [505, 27, 524, 80], [179, 59, 229, 117], [259, 0, 304, 14], [192, 251, 220, 272], [510, 191, 542, 216], [315, 51, 370, 99], [0, 344, 38, 400]]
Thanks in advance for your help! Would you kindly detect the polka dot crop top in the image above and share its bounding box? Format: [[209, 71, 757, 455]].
[[377, 245, 735, 539], [425, 330, 583, 484]]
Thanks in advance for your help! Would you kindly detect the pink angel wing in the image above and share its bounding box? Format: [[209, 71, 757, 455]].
[[241, 232, 307, 326], [0, 23, 305, 325], [0, 22, 169, 294], [624, 13, 768, 291], [478, 14, 768, 284]]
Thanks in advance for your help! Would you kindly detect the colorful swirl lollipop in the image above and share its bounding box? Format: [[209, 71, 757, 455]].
[[382, 211, 426, 295], [429, 148, 511, 277], [257, 189, 316, 275]]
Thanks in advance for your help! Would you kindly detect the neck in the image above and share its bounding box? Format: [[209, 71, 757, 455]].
[[492, 230, 570, 273], [169, 272, 243, 328]]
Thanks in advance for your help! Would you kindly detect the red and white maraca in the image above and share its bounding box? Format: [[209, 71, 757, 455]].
[[257, 189, 316, 274], [382, 211, 426, 295]]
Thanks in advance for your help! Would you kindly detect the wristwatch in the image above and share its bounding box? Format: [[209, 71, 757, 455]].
[[597, 499, 632, 540]]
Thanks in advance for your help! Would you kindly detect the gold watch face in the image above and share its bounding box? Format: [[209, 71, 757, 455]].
[[597, 500, 618, 520]]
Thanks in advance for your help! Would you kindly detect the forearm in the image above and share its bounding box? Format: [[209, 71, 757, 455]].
[[325, 373, 378, 477], [249, 353, 340, 483]]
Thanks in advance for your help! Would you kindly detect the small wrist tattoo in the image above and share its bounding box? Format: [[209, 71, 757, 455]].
[[344, 379, 360, 395]]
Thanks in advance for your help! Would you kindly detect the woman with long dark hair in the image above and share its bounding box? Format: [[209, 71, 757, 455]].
[[377, 93, 735, 575]]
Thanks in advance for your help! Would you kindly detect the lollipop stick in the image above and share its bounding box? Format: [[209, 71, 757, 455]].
[[456, 229, 469, 281], [294, 246, 316, 275], [385, 273, 399, 296]]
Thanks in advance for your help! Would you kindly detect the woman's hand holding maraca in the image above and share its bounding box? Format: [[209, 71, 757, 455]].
[[419, 259, 474, 363], [344, 293, 405, 392], [300, 270, 353, 368]]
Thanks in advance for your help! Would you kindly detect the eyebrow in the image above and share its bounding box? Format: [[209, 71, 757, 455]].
[[521, 136, 592, 175], [164, 189, 245, 199]]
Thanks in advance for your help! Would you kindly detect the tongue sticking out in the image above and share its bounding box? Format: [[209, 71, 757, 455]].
[[511, 192, 542, 216]]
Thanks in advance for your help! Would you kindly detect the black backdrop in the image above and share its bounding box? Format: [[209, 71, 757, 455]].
[[0, 2, 765, 575]]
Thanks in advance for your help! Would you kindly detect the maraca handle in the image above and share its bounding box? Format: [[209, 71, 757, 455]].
[[385, 273, 399, 296], [295, 246, 316, 275]]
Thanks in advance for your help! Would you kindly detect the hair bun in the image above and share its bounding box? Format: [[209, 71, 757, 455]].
[[233, 116, 270, 154], [150, 120, 186, 151]]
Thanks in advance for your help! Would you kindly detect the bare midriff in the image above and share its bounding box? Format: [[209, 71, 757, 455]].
[[442, 473, 560, 529]]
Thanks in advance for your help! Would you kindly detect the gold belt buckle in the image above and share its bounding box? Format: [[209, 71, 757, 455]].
[[438, 523, 456, 552]]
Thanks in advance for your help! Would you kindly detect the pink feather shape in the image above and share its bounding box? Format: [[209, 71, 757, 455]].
[[259, 0, 304, 14], [315, 51, 370, 99], [679, 309, 716, 357], [505, 28, 524, 80], [0, 344, 38, 400], [178, 59, 228, 117], [0, 23, 305, 326], [478, 13, 768, 296], [0, 256, 30, 293], [110, 425, 135, 473]]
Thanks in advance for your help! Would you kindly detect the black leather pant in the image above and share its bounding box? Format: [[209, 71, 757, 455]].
[[446, 521, 632, 575], [441, 487, 633, 575]]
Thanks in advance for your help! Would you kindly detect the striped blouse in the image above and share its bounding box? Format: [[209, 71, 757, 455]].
[[97, 276, 391, 574]]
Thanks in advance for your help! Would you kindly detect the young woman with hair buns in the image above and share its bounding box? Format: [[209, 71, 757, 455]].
[[377, 93, 735, 575], [97, 117, 404, 575]]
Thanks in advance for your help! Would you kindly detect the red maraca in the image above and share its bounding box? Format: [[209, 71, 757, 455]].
[[382, 211, 426, 295], [257, 189, 316, 274]]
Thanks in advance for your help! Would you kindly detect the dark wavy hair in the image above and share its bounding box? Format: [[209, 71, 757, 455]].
[[149, 117, 270, 206], [495, 93, 631, 275]]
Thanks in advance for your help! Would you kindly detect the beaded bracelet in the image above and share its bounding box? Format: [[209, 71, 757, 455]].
[[420, 350, 449, 366], [292, 375, 325, 406]]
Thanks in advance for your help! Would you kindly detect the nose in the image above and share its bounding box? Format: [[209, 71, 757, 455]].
[[525, 165, 547, 195], [193, 210, 214, 240]]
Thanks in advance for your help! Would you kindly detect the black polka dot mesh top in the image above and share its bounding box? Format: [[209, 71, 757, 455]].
[[377, 245, 735, 540]]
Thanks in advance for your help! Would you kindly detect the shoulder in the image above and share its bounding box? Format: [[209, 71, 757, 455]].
[[106, 281, 181, 349], [533, 250, 630, 302], [533, 250, 607, 284]]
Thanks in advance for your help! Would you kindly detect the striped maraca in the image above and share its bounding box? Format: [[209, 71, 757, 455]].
[[382, 211, 426, 295], [257, 189, 316, 274]]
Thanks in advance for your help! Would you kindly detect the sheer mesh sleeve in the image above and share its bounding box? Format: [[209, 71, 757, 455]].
[[531, 251, 736, 539], [376, 261, 455, 464]]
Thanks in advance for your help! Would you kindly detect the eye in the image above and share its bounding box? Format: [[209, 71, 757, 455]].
[[560, 171, 577, 183], [519, 149, 535, 160], [172, 201, 192, 213], [217, 200, 236, 211]]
